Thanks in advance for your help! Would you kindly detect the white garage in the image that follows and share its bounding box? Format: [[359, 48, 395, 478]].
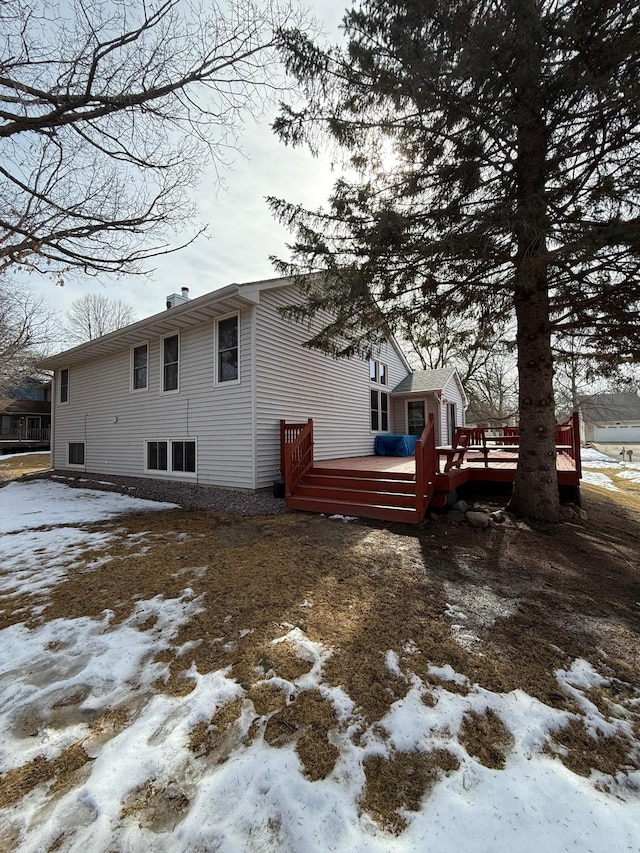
[[579, 392, 640, 444], [593, 425, 640, 443]]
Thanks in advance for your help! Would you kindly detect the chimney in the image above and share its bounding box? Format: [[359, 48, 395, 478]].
[[166, 288, 191, 309]]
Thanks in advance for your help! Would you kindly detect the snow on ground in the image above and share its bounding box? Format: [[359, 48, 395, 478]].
[[581, 471, 620, 491], [1, 480, 639, 852], [0, 480, 176, 535], [0, 451, 51, 462], [579, 446, 640, 489]]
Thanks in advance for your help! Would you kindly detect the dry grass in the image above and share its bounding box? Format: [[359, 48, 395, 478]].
[[0, 452, 50, 481], [2, 476, 640, 831], [544, 718, 639, 778], [459, 709, 514, 769], [360, 748, 460, 832], [0, 743, 89, 808]]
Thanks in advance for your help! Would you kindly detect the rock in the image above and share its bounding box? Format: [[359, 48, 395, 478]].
[[453, 500, 469, 513], [466, 511, 491, 529], [446, 509, 466, 523], [558, 505, 578, 521], [490, 510, 506, 524], [429, 512, 440, 521]]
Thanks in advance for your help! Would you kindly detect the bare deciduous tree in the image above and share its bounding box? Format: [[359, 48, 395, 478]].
[[0, 282, 59, 394], [65, 293, 136, 344], [0, 0, 294, 278]]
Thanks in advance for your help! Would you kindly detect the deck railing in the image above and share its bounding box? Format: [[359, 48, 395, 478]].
[[280, 419, 314, 497], [0, 427, 50, 442], [555, 413, 582, 478], [415, 413, 436, 519]]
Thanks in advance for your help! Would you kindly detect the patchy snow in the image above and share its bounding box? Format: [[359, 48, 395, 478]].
[[581, 471, 620, 491], [0, 450, 51, 462], [1, 480, 639, 852], [581, 447, 617, 464], [0, 480, 177, 535], [617, 469, 640, 484], [328, 514, 357, 522]]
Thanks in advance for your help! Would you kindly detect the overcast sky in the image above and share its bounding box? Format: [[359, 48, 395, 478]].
[[28, 0, 348, 330]]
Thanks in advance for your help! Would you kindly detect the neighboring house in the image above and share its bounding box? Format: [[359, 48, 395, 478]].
[[578, 391, 640, 444], [40, 276, 467, 490], [0, 379, 51, 451]]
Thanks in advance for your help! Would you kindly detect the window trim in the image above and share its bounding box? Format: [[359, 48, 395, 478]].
[[67, 441, 85, 468], [144, 437, 197, 478], [59, 367, 70, 404], [130, 341, 149, 393], [214, 311, 240, 386], [369, 358, 389, 432], [161, 332, 180, 395]]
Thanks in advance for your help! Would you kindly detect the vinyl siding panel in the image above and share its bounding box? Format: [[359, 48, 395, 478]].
[[440, 374, 466, 443], [392, 395, 440, 441], [52, 309, 255, 488], [254, 286, 410, 489]]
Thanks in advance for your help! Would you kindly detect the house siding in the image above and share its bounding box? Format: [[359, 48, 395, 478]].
[[440, 374, 466, 444], [52, 309, 255, 488], [254, 286, 409, 489]]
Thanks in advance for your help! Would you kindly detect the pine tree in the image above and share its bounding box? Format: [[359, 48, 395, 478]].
[[270, 0, 640, 521]]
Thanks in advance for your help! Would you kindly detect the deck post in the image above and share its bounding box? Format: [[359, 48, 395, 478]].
[[572, 411, 582, 479]]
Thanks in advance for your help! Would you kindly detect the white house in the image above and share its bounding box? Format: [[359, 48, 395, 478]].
[[578, 392, 640, 444], [41, 276, 467, 490]]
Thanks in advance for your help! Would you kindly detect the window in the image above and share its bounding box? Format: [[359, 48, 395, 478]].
[[172, 440, 196, 472], [146, 439, 196, 475], [369, 359, 389, 431], [132, 343, 148, 390], [369, 359, 387, 385], [68, 442, 85, 466], [217, 314, 239, 383], [147, 441, 168, 471], [60, 368, 69, 403], [162, 334, 179, 392]]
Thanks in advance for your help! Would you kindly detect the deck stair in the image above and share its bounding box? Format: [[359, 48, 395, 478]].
[[286, 465, 421, 523]]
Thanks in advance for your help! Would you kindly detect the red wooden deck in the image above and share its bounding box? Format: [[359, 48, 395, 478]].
[[280, 416, 581, 524], [314, 449, 580, 489]]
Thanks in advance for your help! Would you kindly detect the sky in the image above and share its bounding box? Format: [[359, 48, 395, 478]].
[[2, 476, 640, 850], [26, 0, 348, 332]]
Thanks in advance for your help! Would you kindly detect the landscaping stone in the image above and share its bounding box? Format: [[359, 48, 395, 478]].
[[466, 511, 491, 529], [453, 500, 469, 513], [446, 509, 466, 523], [490, 510, 506, 524]]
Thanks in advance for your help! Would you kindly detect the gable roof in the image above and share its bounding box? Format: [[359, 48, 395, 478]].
[[392, 368, 458, 394], [39, 274, 412, 372], [0, 398, 50, 416], [579, 392, 640, 424]]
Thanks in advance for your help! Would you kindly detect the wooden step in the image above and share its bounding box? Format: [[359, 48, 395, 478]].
[[311, 465, 414, 482], [286, 495, 420, 524], [301, 473, 416, 494], [294, 483, 417, 508]]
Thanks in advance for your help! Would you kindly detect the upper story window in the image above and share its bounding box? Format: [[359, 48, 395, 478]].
[[132, 343, 148, 391], [216, 314, 239, 383], [162, 334, 179, 393], [60, 368, 69, 403], [369, 359, 389, 431], [370, 359, 387, 385]]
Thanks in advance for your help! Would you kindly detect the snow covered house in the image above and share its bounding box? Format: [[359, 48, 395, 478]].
[[40, 276, 467, 491]]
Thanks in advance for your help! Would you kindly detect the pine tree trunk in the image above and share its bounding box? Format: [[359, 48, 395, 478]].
[[507, 0, 560, 523], [509, 283, 559, 521]]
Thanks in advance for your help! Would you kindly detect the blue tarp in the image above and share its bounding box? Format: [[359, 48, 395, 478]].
[[374, 434, 418, 457]]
